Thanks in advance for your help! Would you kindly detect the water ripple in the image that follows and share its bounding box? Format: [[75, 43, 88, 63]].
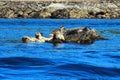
[[0, 57, 54, 67], [55, 63, 120, 77]]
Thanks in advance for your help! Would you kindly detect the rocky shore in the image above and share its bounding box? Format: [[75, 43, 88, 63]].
[[0, 1, 120, 19]]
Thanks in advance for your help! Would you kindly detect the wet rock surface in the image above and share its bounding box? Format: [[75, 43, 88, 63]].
[[65, 27, 104, 44], [51, 27, 106, 45], [0, 1, 119, 19]]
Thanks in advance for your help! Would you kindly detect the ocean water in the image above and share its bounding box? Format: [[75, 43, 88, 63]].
[[0, 19, 120, 80]]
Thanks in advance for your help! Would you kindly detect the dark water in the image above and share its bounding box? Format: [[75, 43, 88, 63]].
[[0, 19, 120, 80]]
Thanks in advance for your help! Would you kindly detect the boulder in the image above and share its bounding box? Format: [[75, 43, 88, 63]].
[[69, 8, 88, 18], [5, 9, 15, 18], [39, 8, 56, 18], [50, 9, 70, 18], [52, 27, 105, 44]]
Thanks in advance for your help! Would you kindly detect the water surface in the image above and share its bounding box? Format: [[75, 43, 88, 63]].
[[0, 19, 120, 80]]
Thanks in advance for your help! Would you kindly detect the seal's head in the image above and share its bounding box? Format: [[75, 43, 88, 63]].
[[52, 30, 65, 40], [22, 36, 29, 42], [35, 32, 43, 39], [59, 26, 65, 30], [59, 26, 66, 33]]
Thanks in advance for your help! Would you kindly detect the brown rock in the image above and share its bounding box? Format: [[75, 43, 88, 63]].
[[69, 8, 88, 18], [29, 12, 40, 18], [39, 12, 51, 18], [62, 27, 104, 44], [5, 9, 15, 18], [24, 9, 32, 14], [50, 9, 70, 18], [39, 8, 56, 18]]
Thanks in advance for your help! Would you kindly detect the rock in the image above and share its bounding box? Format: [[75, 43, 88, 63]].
[[24, 8, 32, 14], [52, 27, 105, 44], [39, 11, 51, 18], [39, 8, 56, 18], [69, 8, 88, 18], [65, 27, 105, 44], [30, 12, 40, 18], [0, 2, 6, 6], [0, 1, 119, 19], [18, 11, 23, 15], [88, 11, 96, 16], [23, 13, 29, 18], [17, 11, 24, 18], [5, 9, 15, 18], [50, 9, 70, 18]]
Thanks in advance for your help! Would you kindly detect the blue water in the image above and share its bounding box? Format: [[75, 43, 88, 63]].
[[0, 19, 120, 80]]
